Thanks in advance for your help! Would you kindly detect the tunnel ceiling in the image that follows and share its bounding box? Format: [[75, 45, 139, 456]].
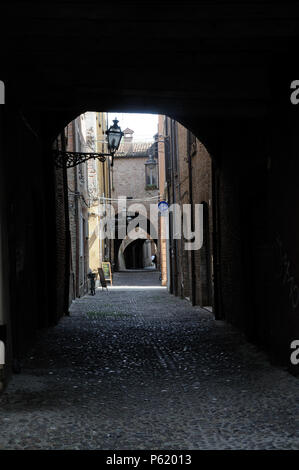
[[1, 2, 299, 143]]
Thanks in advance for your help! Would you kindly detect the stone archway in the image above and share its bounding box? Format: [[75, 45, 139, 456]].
[[118, 228, 157, 270]]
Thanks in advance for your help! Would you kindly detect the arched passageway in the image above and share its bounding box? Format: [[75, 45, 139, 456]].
[[121, 237, 157, 271], [112, 211, 159, 272], [0, 5, 299, 450], [1, 90, 299, 378], [124, 239, 147, 269]]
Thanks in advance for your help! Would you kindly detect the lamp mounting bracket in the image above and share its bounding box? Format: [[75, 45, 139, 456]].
[[53, 150, 113, 169]]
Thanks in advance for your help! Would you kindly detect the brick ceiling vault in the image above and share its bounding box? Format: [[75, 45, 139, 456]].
[[1, 2, 299, 151]]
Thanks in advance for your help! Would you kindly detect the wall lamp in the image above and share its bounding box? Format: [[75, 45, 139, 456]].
[[54, 118, 124, 169]]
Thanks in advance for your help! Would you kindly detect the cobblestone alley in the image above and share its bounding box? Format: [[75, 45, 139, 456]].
[[0, 271, 298, 450]]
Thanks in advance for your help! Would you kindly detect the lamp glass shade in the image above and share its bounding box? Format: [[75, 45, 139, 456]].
[[145, 154, 157, 170], [106, 118, 123, 155], [145, 154, 158, 187]]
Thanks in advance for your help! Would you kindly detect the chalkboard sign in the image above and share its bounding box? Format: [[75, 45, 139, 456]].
[[101, 262, 113, 285], [98, 267, 108, 291]]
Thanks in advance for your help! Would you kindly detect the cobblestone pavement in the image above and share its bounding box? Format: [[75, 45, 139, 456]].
[[0, 271, 298, 450]]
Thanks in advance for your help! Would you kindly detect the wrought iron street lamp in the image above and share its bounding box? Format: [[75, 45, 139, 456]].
[[145, 153, 157, 170], [145, 153, 158, 188], [54, 117, 124, 168], [106, 118, 124, 166]]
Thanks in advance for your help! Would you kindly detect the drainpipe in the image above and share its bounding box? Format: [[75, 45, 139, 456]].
[[61, 130, 71, 315], [105, 113, 111, 262], [187, 131, 196, 306], [73, 121, 80, 298], [107, 154, 112, 263], [211, 160, 223, 319], [170, 119, 178, 296]]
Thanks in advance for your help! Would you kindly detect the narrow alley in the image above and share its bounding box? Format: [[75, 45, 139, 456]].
[[0, 271, 298, 450], [3, 2, 299, 457]]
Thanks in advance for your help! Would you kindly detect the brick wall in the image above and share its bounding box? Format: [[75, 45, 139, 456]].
[[112, 156, 158, 201], [111, 154, 159, 269], [54, 164, 67, 315], [163, 116, 213, 307], [66, 117, 89, 300]]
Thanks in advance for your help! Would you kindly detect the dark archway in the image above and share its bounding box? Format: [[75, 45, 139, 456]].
[[124, 239, 145, 270], [113, 212, 158, 271], [1, 3, 299, 379]]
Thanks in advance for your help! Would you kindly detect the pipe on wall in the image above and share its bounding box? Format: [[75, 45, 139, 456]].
[[187, 130, 196, 306]]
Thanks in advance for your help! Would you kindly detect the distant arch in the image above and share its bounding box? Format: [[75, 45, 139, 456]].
[[119, 229, 157, 270]]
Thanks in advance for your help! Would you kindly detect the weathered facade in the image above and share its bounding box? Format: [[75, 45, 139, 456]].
[[111, 129, 159, 271], [65, 116, 90, 300], [158, 116, 213, 307], [87, 112, 112, 281]]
